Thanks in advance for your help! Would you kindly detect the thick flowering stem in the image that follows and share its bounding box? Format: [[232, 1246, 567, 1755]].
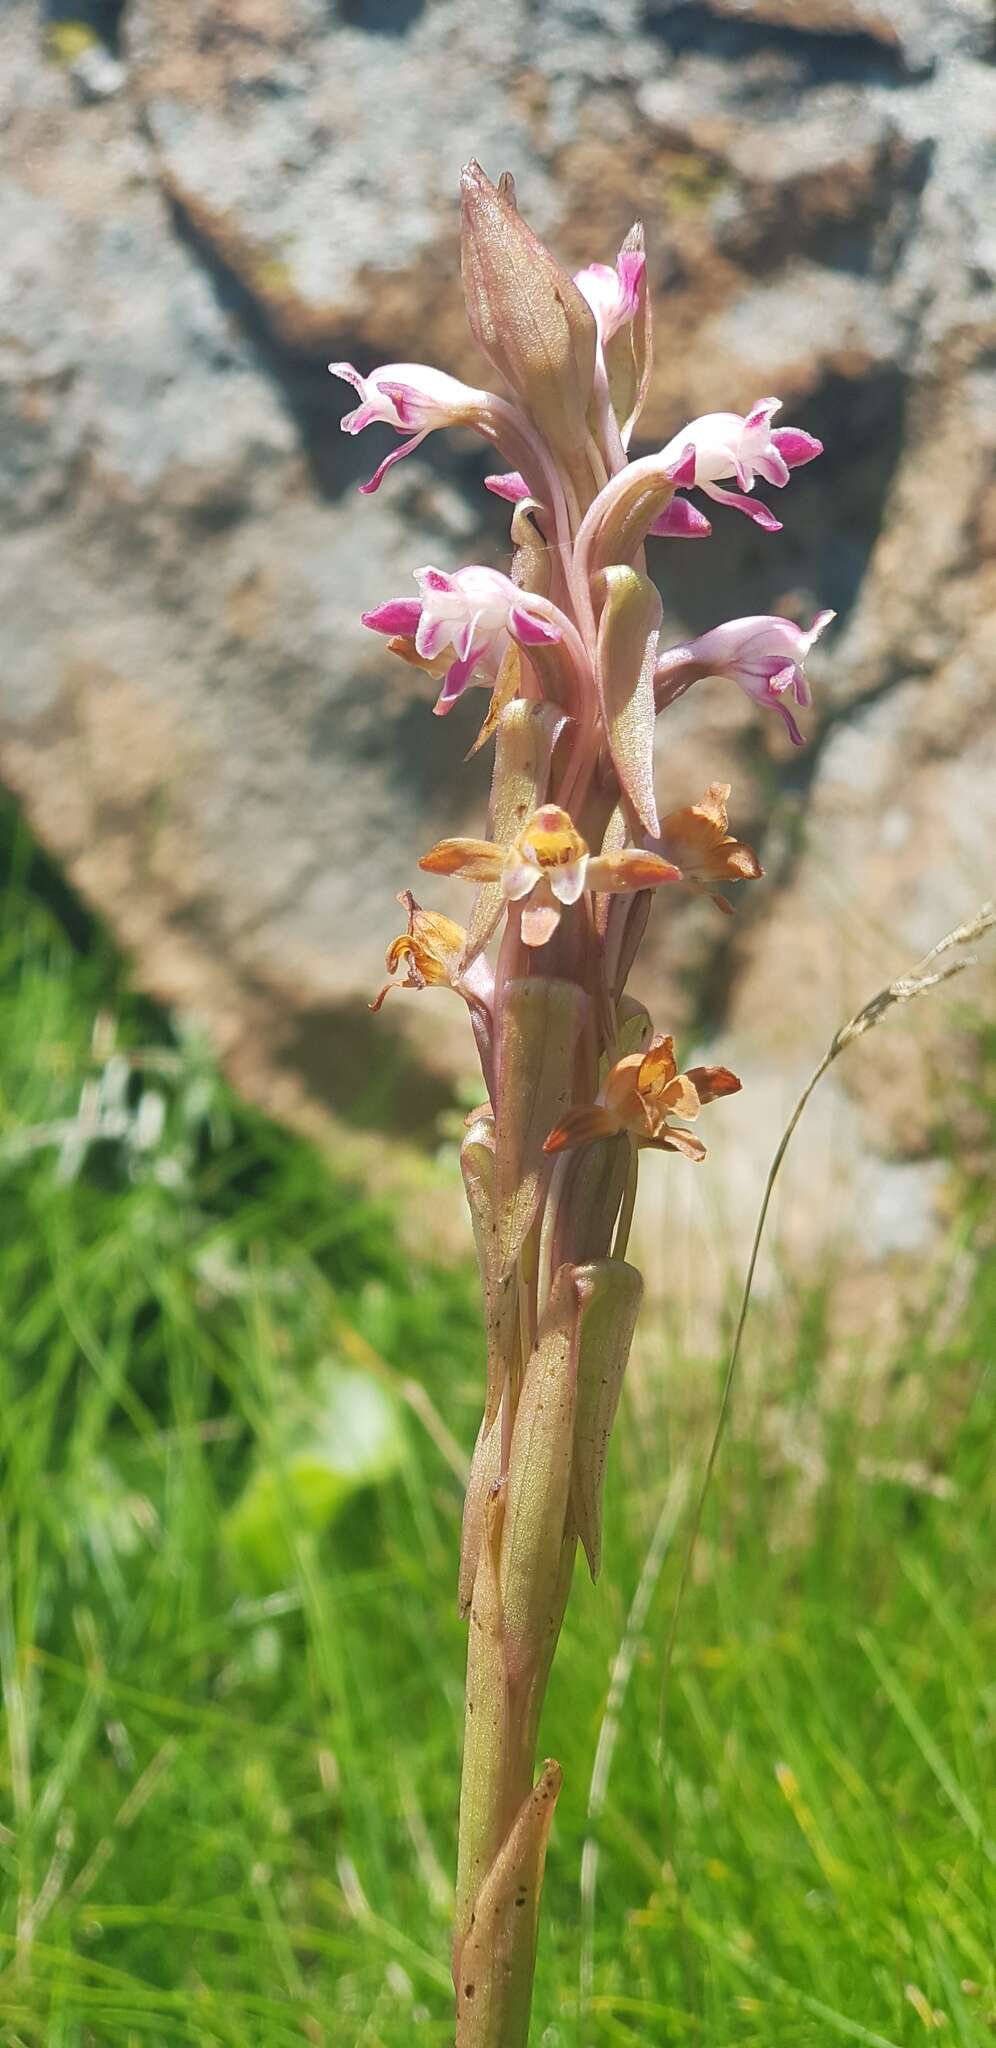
[[350, 161, 829, 2045]]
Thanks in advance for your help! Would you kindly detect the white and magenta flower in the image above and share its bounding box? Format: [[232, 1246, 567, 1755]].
[[655, 610, 835, 745], [363, 564, 564, 716], [328, 361, 491, 494], [659, 397, 822, 530], [573, 248, 646, 352]]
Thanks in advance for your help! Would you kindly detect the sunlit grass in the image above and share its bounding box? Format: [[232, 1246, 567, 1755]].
[[0, 799, 992, 2045]]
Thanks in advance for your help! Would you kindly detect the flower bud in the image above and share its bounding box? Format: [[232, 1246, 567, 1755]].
[[590, 222, 653, 450], [460, 161, 596, 470]]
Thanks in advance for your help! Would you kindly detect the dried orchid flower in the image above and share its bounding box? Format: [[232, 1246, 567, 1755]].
[[333, 161, 829, 2046]]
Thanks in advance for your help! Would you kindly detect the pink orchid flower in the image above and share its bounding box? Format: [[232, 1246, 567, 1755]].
[[328, 360, 491, 494], [363, 565, 564, 716], [573, 248, 646, 350], [655, 609, 836, 745], [660, 397, 823, 530]]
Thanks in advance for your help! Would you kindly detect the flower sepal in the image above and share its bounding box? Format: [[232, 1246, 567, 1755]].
[[653, 783, 763, 913]]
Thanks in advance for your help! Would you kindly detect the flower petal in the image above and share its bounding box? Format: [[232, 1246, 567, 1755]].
[[357, 430, 429, 494], [433, 652, 478, 714], [453, 608, 485, 662], [804, 607, 836, 650], [543, 1105, 618, 1154], [502, 853, 541, 901], [327, 359, 365, 395], [638, 1034, 678, 1095], [587, 850, 682, 893], [650, 1127, 707, 1162], [362, 599, 423, 637], [770, 426, 823, 468], [666, 441, 698, 487], [509, 603, 561, 648], [416, 566, 459, 595], [549, 854, 589, 906], [657, 1073, 702, 1121], [701, 482, 783, 531], [484, 470, 530, 502], [419, 836, 505, 881], [774, 702, 807, 746], [649, 495, 712, 538], [520, 898, 563, 947], [743, 397, 781, 435], [685, 1064, 742, 1104], [466, 643, 523, 758], [753, 448, 791, 488], [768, 662, 801, 698]]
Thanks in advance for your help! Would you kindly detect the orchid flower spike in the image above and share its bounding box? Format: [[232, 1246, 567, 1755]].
[[351, 168, 836, 2048], [420, 803, 680, 949], [363, 565, 568, 716], [655, 610, 835, 745], [659, 397, 823, 530], [329, 361, 493, 494], [544, 1033, 741, 1160]]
